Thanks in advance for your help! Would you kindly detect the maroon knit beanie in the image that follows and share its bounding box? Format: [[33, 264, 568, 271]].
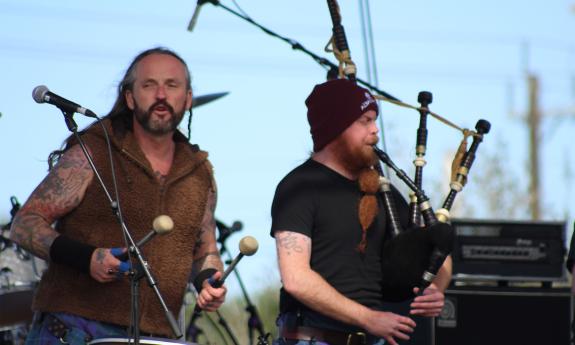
[[306, 78, 378, 152]]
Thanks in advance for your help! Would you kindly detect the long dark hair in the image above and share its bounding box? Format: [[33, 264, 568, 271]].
[[48, 47, 194, 169]]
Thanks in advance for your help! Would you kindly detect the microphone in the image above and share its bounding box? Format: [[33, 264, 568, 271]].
[[187, 0, 213, 32], [1, 196, 20, 231], [32, 85, 97, 118], [216, 219, 243, 245], [419, 222, 455, 291], [116, 215, 174, 261], [194, 236, 258, 312], [9, 196, 21, 218]]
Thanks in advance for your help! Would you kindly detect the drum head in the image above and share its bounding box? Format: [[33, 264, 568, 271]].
[[89, 337, 198, 345]]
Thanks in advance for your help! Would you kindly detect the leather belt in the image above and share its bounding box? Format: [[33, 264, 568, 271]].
[[279, 325, 368, 345]]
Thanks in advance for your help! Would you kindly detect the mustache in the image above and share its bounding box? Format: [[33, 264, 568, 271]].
[[368, 136, 379, 146], [148, 100, 175, 115]]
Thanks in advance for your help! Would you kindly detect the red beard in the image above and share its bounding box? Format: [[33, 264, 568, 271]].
[[331, 136, 378, 174]]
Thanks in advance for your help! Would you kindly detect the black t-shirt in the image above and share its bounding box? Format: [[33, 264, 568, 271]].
[[270, 159, 408, 330]]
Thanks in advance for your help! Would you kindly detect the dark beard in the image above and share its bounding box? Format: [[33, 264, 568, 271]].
[[133, 99, 185, 136], [332, 136, 378, 173]]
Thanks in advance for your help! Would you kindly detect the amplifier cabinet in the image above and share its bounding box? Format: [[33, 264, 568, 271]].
[[451, 219, 566, 281], [435, 286, 572, 345]]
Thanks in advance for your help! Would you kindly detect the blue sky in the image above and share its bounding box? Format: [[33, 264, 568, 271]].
[[1, 0, 574, 294]]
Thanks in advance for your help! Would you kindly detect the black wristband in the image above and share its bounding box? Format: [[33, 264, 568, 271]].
[[193, 268, 218, 292], [50, 235, 96, 274]]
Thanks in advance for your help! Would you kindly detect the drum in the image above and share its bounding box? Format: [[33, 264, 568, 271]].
[[0, 235, 46, 329], [89, 337, 199, 345]]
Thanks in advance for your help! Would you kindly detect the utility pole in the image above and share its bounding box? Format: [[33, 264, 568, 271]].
[[527, 74, 541, 219], [523, 40, 541, 220]]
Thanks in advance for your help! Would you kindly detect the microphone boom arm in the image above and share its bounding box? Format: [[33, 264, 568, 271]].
[[188, 0, 399, 101]]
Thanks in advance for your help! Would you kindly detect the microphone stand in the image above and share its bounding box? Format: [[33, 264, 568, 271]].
[[186, 252, 241, 345], [59, 111, 182, 343], [185, 296, 203, 342], [215, 309, 240, 345], [193, 0, 400, 101], [219, 239, 265, 344], [186, 300, 234, 345]]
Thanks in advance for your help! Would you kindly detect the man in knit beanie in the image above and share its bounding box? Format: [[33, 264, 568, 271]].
[[270, 78, 449, 345], [306, 78, 379, 153]]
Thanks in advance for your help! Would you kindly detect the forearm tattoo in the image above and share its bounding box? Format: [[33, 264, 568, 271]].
[[190, 187, 223, 278], [193, 188, 216, 254], [10, 212, 56, 260]]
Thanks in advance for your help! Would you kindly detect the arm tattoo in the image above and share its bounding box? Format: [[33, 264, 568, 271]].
[[277, 231, 310, 256], [193, 188, 216, 254], [193, 229, 205, 254], [190, 187, 223, 279], [9, 145, 92, 259], [33, 147, 91, 212], [10, 212, 57, 259]]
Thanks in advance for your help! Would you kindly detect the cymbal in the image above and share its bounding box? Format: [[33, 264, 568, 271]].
[[192, 92, 229, 108]]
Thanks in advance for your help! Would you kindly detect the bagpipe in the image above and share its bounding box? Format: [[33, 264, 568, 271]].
[[324, 0, 491, 302]]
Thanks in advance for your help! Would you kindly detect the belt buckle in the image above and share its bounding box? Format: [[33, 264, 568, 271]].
[[347, 332, 366, 345]]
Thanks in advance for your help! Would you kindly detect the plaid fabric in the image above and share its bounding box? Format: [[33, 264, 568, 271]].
[[25, 312, 128, 345]]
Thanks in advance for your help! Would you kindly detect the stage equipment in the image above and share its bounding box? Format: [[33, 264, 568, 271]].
[[32, 85, 97, 118], [450, 218, 566, 282], [408, 91, 432, 229], [190, 236, 259, 345], [192, 92, 229, 108], [325, 0, 356, 79], [1, 196, 46, 343], [374, 118, 490, 301], [215, 220, 267, 344], [115, 215, 173, 262], [216, 219, 243, 249], [184, 0, 399, 100], [193, 236, 258, 298], [185, 219, 244, 344], [435, 285, 571, 345], [374, 147, 451, 301], [187, 0, 213, 32]]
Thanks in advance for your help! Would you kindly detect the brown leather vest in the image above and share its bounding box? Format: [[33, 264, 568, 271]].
[[33, 119, 213, 337]]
